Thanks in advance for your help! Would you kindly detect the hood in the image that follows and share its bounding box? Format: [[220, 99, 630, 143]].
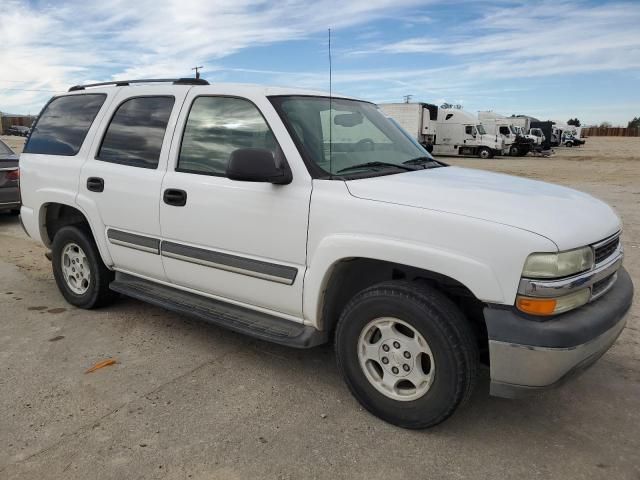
[[346, 167, 620, 250]]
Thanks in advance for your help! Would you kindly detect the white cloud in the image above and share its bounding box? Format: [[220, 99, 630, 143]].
[[366, 0, 640, 81], [0, 0, 423, 112], [1, 0, 639, 125]]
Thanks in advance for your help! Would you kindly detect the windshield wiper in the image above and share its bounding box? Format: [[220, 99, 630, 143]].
[[337, 161, 417, 174], [402, 156, 443, 168]]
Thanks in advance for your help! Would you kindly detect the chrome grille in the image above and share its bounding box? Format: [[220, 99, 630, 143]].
[[594, 236, 620, 264]]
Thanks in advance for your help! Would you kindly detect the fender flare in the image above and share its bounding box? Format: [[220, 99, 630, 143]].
[[303, 234, 504, 329], [38, 196, 114, 266]]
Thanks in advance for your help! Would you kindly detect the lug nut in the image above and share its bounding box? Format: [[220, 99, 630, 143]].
[[381, 357, 389, 364], [393, 341, 400, 349], [403, 351, 411, 359], [382, 344, 390, 352], [403, 364, 410, 372], [392, 367, 399, 374]]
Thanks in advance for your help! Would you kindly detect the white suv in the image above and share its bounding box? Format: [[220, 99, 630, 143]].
[[19, 78, 633, 428]]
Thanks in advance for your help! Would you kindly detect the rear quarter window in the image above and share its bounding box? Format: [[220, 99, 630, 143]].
[[24, 94, 106, 156]]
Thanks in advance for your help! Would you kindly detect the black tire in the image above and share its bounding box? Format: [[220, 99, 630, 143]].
[[51, 225, 117, 309], [478, 147, 494, 159], [335, 281, 478, 429], [509, 145, 519, 156], [565, 141, 573, 147]]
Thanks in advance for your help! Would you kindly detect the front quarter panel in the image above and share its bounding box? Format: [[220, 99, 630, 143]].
[[304, 179, 557, 329]]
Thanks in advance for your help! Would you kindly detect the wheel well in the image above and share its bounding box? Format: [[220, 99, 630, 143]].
[[320, 258, 489, 363], [42, 203, 91, 246]]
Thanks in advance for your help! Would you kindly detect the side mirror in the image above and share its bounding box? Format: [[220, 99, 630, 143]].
[[226, 148, 292, 185]]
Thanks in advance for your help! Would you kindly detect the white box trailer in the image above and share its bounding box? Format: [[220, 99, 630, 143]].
[[380, 103, 504, 159]]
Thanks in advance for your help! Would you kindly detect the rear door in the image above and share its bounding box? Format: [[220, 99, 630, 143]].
[[77, 86, 189, 281]]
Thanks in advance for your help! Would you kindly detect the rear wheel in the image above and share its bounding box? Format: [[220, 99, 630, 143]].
[[51, 225, 117, 309], [335, 281, 478, 429], [478, 147, 493, 159]]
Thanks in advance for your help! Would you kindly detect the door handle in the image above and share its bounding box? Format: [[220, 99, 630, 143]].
[[163, 188, 187, 207], [87, 177, 104, 192]]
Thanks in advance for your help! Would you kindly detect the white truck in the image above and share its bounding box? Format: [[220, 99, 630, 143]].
[[380, 103, 505, 159], [478, 111, 533, 156], [19, 79, 633, 429], [551, 123, 584, 147], [509, 116, 543, 146]]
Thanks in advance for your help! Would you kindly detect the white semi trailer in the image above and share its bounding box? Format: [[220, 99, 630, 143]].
[[380, 103, 505, 159]]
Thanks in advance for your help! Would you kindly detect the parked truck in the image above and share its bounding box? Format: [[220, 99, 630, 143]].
[[380, 103, 505, 159], [508, 116, 543, 147], [478, 111, 535, 156]]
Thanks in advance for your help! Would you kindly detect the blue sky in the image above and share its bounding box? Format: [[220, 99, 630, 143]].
[[1, 0, 639, 125]]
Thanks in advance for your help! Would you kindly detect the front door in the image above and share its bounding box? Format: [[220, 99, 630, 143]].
[[159, 93, 312, 317]]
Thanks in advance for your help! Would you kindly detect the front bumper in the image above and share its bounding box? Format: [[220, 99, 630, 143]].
[[485, 268, 633, 398]]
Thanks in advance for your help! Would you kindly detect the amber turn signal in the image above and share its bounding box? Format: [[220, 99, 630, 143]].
[[516, 296, 557, 316]]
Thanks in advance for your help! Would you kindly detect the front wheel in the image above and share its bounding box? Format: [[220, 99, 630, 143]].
[[509, 145, 520, 156], [51, 225, 117, 309], [565, 141, 573, 147], [478, 147, 493, 159], [335, 281, 478, 429]]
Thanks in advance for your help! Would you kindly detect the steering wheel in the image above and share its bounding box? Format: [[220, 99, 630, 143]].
[[356, 138, 375, 151]]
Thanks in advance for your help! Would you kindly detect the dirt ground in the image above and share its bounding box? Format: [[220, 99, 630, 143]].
[[0, 136, 639, 479]]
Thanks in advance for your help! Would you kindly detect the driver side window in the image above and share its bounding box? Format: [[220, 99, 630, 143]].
[[177, 96, 277, 176]]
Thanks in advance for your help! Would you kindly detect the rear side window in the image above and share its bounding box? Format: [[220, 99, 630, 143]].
[[177, 96, 277, 176], [97, 96, 174, 169], [24, 94, 106, 156]]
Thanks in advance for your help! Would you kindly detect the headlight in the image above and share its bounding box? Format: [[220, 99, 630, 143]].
[[522, 246, 594, 279]]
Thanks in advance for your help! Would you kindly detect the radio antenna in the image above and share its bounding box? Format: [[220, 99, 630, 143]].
[[328, 28, 333, 177]]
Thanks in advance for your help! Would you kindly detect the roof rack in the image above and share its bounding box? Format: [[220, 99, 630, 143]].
[[68, 78, 209, 92]]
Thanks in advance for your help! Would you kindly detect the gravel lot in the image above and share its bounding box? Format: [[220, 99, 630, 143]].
[[1, 136, 638, 479]]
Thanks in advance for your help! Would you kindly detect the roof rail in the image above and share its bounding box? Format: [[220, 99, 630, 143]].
[[68, 78, 209, 92]]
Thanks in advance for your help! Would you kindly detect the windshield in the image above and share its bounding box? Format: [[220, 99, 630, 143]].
[[476, 124, 486, 135], [0, 140, 15, 156], [269, 96, 434, 177], [509, 126, 517, 134]]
